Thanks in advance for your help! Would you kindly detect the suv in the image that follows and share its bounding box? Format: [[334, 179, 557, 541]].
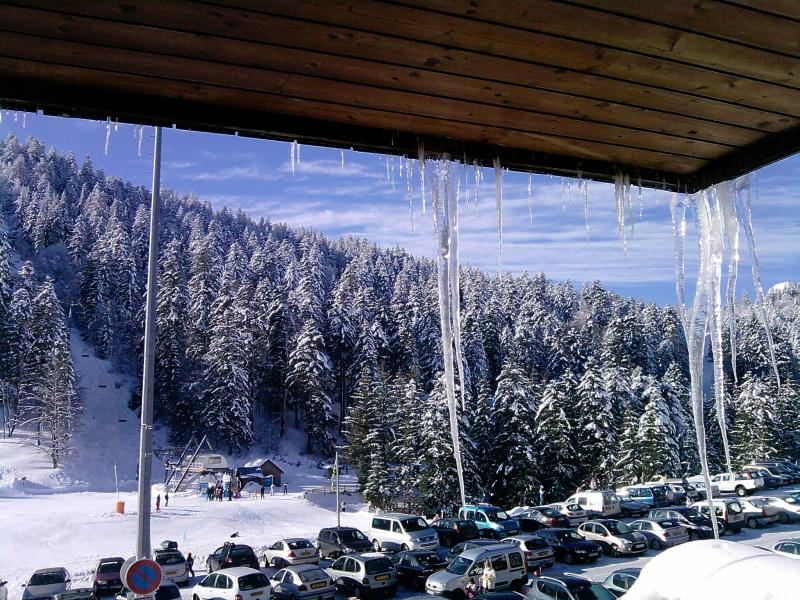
[[616, 485, 669, 508], [426, 544, 526, 598], [709, 472, 763, 496], [92, 557, 124, 595], [430, 519, 480, 547], [458, 505, 520, 538], [528, 574, 615, 600], [206, 543, 260, 573], [691, 499, 745, 534], [533, 529, 602, 564], [576, 520, 648, 557], [191, 568, 271, 600], [327, 553, 397, 597], [317, 527, 372, 559], [564, 490, 621, 517], [369, 514, 439, 552], [154, 549, 189, 585]]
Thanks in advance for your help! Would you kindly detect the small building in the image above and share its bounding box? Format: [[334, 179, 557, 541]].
[[242, 458, 285, 487]]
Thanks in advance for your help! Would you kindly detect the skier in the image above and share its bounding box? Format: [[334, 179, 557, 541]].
[[270, 482, 275, 496], [480, 560, 495, 592], [186, 552, 195, 578], [155, 494, 161, 512], [165, 491, 169, 507], [539, 484, 545, 505], [283, 482, 288, 495], [340, 501, 347, 513]]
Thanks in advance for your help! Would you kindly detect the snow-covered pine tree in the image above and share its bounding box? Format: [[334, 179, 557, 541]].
[[535, 374, 577, 499], [575, 357, 616, 483], [731, 373, 779, 464], [613, 403, 642, 485], [36, 334, 77, 467], [636, 376, 680, 481]]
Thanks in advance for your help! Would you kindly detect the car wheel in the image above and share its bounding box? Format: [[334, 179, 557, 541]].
[[272, 557, 284, 568], [353, 586, 362, 599], [400, 544, 409, 552], [563, 552, 574, 564], [373, 539, 381, 552], [735, 485, 747, 497], [609, 545, 621, 558], [747, 517, 758, 529], [779, 512, 790, 524], [650, 538, 662, 551]]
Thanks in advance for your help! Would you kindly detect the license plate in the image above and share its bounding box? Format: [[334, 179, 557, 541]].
[[376, 574, 390, 581], [590, 553, 599, 558], [167, 571, 177, 575], [634, 544, 645, 549], [312, 582, 326, 589]]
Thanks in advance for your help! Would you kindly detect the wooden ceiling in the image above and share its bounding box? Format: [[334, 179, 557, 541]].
[[0, 0, 798, 191]]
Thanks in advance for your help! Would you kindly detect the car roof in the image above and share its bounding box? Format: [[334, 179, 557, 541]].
[[377, 513, 423, 519], [322, 526, 360, 532], [610, 568, 642, 576], [215, 567, 263, 576], [460, 544, 516, 560], [282, 537, 312, 543], [537, 527, 571, 533], [593, 519, 620, 525], [400, 549, 440, 556], [284, 564, 325, 572], [539, 575, 591, 588], [97, 557, 125, 564], [777, 538, 800, 543], [33, 568, 68, 574], [352, 553, 392, 561], [502, 534, 539, 541]]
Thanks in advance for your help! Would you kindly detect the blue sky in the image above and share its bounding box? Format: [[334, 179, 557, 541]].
[[1, 112, 798, 304]]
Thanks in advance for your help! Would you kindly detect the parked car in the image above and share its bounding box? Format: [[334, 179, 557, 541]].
[[647, 508, 714, 540], [264, 538, 320, 567], [758, 495, 800, 524], [369, 514, 439, 552], [500, 535, 555, 570], [92, 557, 124, 595], [445, 539, 504, 563], [601, 569, 641, 598], [389, 550, 447, 590], [618, 498, 650, 518], [576, 519, 648, 557], [327, 553, 397, 598], [474, 593, 524, 600], [430, 519, 480, 548], [317, 527, 372, 559], [458, 505, 520, 538], [685, 479, 719, 498], [770, 539, 800, 560], [690, 499, 745, 533], [628, 519, 689, 550], [546, 503, 587, 526], [564, 490, 620, 518], [516, 507, 570, 531], [616, 485, 670, 508], [270, 565, 334, 600], [527, 575, 615, 600], [53, 590, 93, 600], [206, 543, 260, 573], [756, 463, 800, 484], [117, 580, 180, 600], [532, 529, 602, 564], [191, 568, 271, 600], [425, 544, 526, 598], [709, 471, 763, 496], [738, 498, 779, 528], [748, 468, 785, 489], [666, 484, 696, 503], [22, 568, 71, 600], [154, 549, 189, 585]]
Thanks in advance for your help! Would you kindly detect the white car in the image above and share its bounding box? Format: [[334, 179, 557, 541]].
[[369, 513, 439, 552], [117, 580, 180, 600], [528, 575, 616, 600], [771, 539, 800, 559], [270, 565, 335, 600], [192, 568, 272, 600], [547, 502, 588, 526], [628, 519, 690, 550], [709, 471, 763, 496], [22, 568, 70, 600], [154, 549, 189, 585], [264, 538, 320, 567], [761, 495, 800, 523]]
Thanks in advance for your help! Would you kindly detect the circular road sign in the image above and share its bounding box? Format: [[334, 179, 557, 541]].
[[121, 556, 162, 596]]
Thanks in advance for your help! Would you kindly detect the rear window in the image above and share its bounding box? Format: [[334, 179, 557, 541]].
[[232, 547, 256, 558], [98, 561, 122, 574], [288, 540, 314, 550], [30, 572, 66, 585], [416, 553, 443, 567], [238, 574, 270, 590], [155, 586, 181, 600], [155, 552, 185, 566], [658, 520, 678, 528], [365, 558, 394, 574], [539, 507, 560, 516], [523, 538, 548, 550], [297, 569, 328, 582], [339, 529, 367, 542]]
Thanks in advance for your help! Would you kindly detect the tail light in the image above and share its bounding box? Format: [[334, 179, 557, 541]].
[[288, 551, 296, 558], [235, 595, 243, 600], [664, 531, 671, 538], [547, 518, 556, 525]]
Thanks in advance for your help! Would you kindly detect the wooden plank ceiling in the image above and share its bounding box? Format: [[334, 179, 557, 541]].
[[0, 0, 798, 191]]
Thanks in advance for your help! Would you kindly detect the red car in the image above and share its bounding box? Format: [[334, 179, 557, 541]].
[[92, 557, 125, 595]]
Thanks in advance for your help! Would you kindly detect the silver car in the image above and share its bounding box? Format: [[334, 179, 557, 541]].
[[264, 538, 320, 567], [270, 565, 335, 600], [628, 519, 689, 550], [576, 520, 648, 557], [22, 568, 71, 600], [547, 503, 588, 526]]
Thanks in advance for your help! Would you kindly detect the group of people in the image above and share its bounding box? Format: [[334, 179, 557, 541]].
[[259, 482, 289, 498], [155, 492, 169, 512], [465, 560, 497, 599], [205, 483, 233, 502]]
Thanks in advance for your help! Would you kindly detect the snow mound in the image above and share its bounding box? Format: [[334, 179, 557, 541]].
[[626, 539, 800, 600]]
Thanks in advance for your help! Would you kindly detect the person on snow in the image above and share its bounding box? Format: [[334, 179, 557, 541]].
[[186, 552, 195, 578], [155, 494, 161, 512], [283, 482, 288, 495], [165, 491, 169, 507], [539, 484, 545, 505], [480, 560, 496, 592], [270, 482, 275, 496], [340, 501, 347, 513], [260, 484, 265, 499]]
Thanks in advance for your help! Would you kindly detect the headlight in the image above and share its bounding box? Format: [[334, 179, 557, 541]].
[[575, 550, 586, 554]]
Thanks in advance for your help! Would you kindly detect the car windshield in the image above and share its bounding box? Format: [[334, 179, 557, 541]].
[[155, 552, 184, 566], [288, 540, 314, 550], [446, 557, 472, 575], [485, 509, 509, 522], [401, 517, 429, 532], [155, 586, 181, 600], [339, 530, 366, 542], [573, 583, 616, 600], [30, 572, 65, 586], [606, 522, 632, 535], [658, 520, 679, 529], [238, 574, 270, 590], [297, 569, 328, 583], [727, 502, 743, 514], [681, 508, 702, 519], [232, 547, 255, 558], [750, 499, 769, 508], [556, 531, 583, 542], [365, 558, 394, 575], [416, 553, 442, 567], [566, 504, 582, 512], [97, 562, 122, 574]]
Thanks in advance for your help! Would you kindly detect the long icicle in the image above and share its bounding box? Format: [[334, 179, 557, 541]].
[[527, 172, 534, 225], [406, 156, 415, 235], [493, 157, 503, 270], [734, 176, 781, 388], [614, 172, 628, 262], [104, 117, 112, 156], [449, 167, 467, 411], [418, 140, 427, 215], [719, 183, 740, 383]]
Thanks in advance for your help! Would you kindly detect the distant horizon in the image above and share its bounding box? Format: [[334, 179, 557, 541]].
[[2, 112, 798, 305]]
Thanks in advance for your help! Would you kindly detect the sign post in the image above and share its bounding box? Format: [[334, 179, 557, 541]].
[[121, 556, 162, 598]]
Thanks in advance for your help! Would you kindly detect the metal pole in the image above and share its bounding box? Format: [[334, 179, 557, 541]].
[[136, 126, 162, 560], [335, 451, 340, 528]]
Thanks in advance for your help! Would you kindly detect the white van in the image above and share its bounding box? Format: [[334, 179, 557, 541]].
[[691, 499, 745, 534], [565, 490, 621, 517], [369, 514, 439, 552], [425, 544, 526, 598]]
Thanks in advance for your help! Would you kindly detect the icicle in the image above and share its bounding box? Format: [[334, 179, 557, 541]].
[[561, 178, 567, 211], [390, 155, 396, 191], [472, 160, 482, 212], [614, 172, 628, 262], [290, 141, 297, 177], [104, 117, 112, 156], [137, 125, 144, 158], [448, 170, 467, 413], [430, 158, 467, 506], [527, 172, 534, 225], [296, 142, 301, 165], [624, 174, 634, 236], [638, 176, 644, 219], [340, 149, 345, 170], [493, 157, 503, 270], [734, 176, 781, 388], [670, 194, 688, 324], [418, 140, 426, 215], [405, 156, 415, 235], [114, 118, 119, 132], [581, 179, 590, 244], [13, 111, 18, 122], [22, 112, 27, 128], [386, 154, 391, 182], [718, 183, 740, 383]]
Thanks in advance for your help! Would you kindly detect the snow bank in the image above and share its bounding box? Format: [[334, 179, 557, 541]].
[[626, 539, 800, 600]]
